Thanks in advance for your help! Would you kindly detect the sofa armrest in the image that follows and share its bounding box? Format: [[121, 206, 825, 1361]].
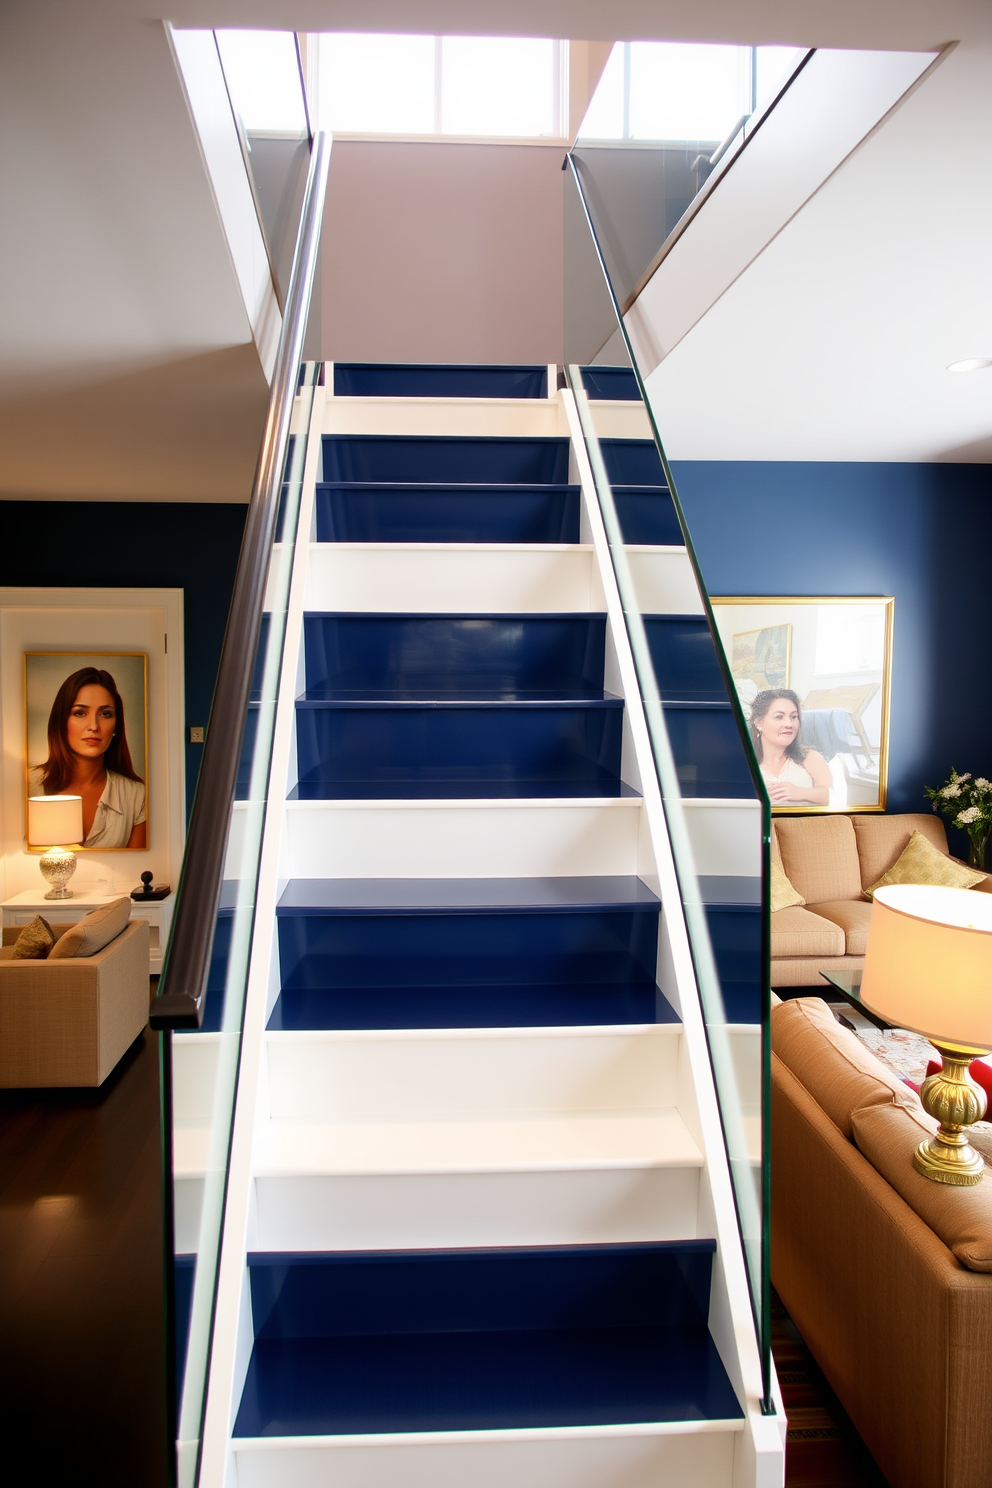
[[772, 1051, 992, 1488]]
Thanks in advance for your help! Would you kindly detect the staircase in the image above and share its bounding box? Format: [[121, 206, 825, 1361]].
[[177, 362, 779, 1487]]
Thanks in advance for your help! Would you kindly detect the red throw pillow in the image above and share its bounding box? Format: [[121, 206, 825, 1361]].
[[925, 1057, 992, 1104]]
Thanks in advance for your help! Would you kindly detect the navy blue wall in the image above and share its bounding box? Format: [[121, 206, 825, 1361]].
[[669, 461, 992, 828], [0, 502, 247, 811]]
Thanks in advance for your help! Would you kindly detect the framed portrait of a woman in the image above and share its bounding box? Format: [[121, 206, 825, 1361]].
[[25, 651, 149, 850], [710, 597, 894, 814]]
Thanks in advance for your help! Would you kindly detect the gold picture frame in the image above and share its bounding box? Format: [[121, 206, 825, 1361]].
[[24, 651, 149, 850], [710, 597, 894, 814]]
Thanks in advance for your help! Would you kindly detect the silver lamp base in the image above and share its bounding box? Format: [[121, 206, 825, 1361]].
[[39, 846, 77, 899]]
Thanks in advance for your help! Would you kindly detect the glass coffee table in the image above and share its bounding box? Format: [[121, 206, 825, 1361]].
[[819, 969, 894, 1032]]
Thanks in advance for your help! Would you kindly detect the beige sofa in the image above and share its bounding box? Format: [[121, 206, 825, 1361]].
[[772, 995, 992, 1488], [0, 918, 149, 1087], [770, 811, 991, 987]]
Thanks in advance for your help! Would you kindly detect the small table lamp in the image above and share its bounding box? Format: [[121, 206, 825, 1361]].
[[27, 795, 84, 900], [861, 883, 992, 1187]]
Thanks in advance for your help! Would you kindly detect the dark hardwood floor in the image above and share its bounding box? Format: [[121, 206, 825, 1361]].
[[773, 1290, 890, 1487], [0, 1024, 170, 1488]]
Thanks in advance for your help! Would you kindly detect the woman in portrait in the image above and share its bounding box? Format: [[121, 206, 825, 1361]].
[[32, 666, 146, 848], [750, 689, 831, 806]]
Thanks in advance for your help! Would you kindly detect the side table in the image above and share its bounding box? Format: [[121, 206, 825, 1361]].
[[819, 968, 893, 1031], [1, 889, 174, 975]]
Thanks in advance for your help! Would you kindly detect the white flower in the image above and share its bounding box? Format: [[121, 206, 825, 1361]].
[[958, 773, 973, 783], [957, 806, 981, 825], [977, 778, 990, 790], [942, 784, 962, 798]]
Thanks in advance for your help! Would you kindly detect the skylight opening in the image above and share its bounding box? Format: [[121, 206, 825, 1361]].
[[578, 41, 807, 144], [214, 30, 309, 136], [317, 33, 566, 141]]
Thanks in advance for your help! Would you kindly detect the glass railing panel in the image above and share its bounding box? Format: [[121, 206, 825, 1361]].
[[163, 363, 319, 1487], [214, 30, 313, 307], [572, 41, 809, 309], [564, 131, 772, 1405]]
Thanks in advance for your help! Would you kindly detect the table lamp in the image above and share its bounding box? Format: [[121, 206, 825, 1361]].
[[861, 883, 992, 1187], [27, 795, 84, 900]]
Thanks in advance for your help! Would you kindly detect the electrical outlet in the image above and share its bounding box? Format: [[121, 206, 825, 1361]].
[[190, 727, 205, 744]]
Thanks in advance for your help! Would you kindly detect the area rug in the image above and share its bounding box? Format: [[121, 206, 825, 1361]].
[[825, 1003, 936, 1083]]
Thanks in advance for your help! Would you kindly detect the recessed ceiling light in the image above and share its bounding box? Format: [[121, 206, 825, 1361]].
[[947, 358, 992, 373]]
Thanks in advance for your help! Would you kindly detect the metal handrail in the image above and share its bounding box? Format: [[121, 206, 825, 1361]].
[[150, 130, 330, 1031]]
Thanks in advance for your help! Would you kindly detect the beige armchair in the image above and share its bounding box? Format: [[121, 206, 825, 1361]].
[[0, 919, 150, 1087]]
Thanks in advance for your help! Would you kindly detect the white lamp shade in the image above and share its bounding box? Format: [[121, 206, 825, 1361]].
[[27, 795, 84, 847], [861, 884, 992, 1048]]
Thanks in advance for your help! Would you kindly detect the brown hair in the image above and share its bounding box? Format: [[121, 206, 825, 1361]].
[[749, 688, 808, 766], [36, 667, 143, 794]]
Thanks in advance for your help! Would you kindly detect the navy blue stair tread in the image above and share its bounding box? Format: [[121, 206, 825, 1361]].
[[600, 439, 665, 487], [303, 614, 608, 697], [333, 364, 549, 399], [248, 1241, 715, 1330], [322, 435, 569, 485], [288, 779, 638, 800], [613, 488, 682, 547], [664, 707, 756, 799], [299, 686, 615, 702], [296, 695, 623, 709], [315, 485, 580, 544], [663, 700, 733, 711], [233, 1326, 740, 1436], [317, 482, 578, 493], [644, 615, 727, 701], [698, 875, 762, 908], [277, 877, 660, 914], [580, 366, 641, 402], [716, 981, 762, 1024], [267, 981, 678, 1030], [295, 706, 623, 792]]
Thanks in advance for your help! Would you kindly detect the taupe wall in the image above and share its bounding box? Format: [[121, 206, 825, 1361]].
[[321, 141, 564, 364]]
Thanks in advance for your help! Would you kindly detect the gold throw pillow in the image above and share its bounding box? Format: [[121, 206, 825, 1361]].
[[864, 828, 985, 899], [770, 859, 805, 913], [11, 914, 55, 959]]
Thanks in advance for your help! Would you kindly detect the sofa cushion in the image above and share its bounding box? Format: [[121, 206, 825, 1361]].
[[864, 827, 986, 898], [47, 897, 131, 960], [774, 814, 862, 904], [771, 906, 845, 959], [771, 995, 921, 1138], [852, 1100, 992, 1271], [770, 860, 805, 913], [809, 899, 873, 956], [851, 812, 949, 890], [11, 915, 55, 960]]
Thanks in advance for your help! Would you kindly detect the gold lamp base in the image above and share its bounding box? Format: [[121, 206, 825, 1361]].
[[914, 1042, 990, 1187]]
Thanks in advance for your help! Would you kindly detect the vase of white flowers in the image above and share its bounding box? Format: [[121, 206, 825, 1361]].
[[924, 769, 992, 870]]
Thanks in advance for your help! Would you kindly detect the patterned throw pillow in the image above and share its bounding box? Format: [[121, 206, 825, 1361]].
[[864, 828, 986, 899], [47, 897, 131, 960], [770, 860, 805, 913], [11, 915, 55, 960]]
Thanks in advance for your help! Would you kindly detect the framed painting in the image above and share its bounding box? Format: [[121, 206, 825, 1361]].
[[25, 651, 149, 850], [710, 597, 894, 813]]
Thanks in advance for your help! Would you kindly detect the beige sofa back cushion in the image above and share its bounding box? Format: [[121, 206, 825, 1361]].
[[771, 995, 919, 1138], [48, 897, 131, 960], [773, 814, 862, 904], [852, 812, 949, 892], [852, 1100, 992, 1271]]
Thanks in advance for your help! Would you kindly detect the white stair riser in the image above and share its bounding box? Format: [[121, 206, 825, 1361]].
[[234, 1425, 737, 1488], [174, 1176, 204, 1254], [172, 1033, 221, 1122], [324, 398, 565, 438], [626, 548, 702, 616], [682, 800, 762, 878], [304, 545, 605, 613], [265, 1028, 681, 1121], [254, 1167, 700, 1251], [282, 800, 642, 878]]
